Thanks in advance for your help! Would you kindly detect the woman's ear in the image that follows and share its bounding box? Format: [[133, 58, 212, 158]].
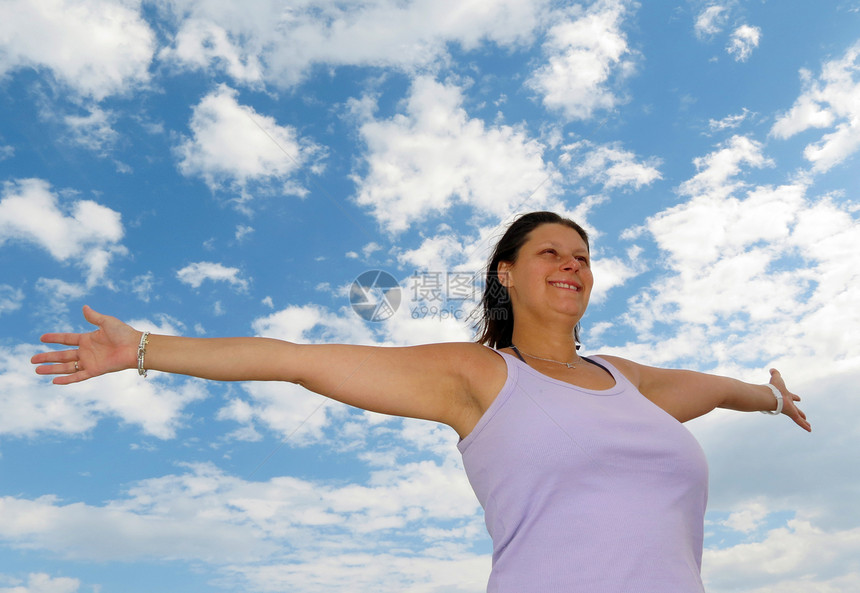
[[497, 261, 513, 288]]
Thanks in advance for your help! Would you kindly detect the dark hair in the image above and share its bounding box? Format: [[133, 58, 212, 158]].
[[474, 211, 589, 349]]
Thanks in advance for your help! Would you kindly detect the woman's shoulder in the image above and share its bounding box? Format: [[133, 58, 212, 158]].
[[399, 341, 507, 382]]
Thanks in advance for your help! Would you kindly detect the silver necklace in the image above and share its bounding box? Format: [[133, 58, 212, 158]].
[[511, 344, 581, 369]]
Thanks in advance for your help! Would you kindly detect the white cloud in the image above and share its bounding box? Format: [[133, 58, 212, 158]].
[[607, 133, 860, 381], [727, 24, 761, 62], [161, 17, 265, 84], [218, 305, 380, 440], [219, 381, 332, 445], [708, 108, 753, 133], [34, 278, 88, 319], [251, 304, 377, 345], [1, 343, 208, 439], [0, 179, 126, 286], [720, 499, 769, 534], [176, 261, 249, 291], [235, 224, 254, 242], [397, 234, 471, 273], [677, 135, 772, 201], [694, 4, 730, 39], [635, 181, 808, 330], [528, 0, 637, 120], [589, 252, 644, 305], [0, 285, 24, 316], [0, 573, 80, 593], [0, 451, 487, 592], [771, 42, 860, 172], [703, 519, 860, 593], [157, 0, 546, 87], [352, 76, 561, 233], [175, 85, 320, 199], [562, 140, 662, 190], [63, 105, 119, 154], [0, 488, 275, 563], [0, 0, 154, 100], [130, 272, 156, 303], [361, 242, 382, 259]]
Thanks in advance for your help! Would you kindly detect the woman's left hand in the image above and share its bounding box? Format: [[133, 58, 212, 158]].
[[770, 368, 811, 432]]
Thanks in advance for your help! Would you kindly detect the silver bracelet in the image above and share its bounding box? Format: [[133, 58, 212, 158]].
[[759, 383, 783, 415], [137, 331, 150, 378]]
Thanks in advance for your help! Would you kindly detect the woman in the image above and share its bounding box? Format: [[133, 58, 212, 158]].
[[32, 211, 810, 592]]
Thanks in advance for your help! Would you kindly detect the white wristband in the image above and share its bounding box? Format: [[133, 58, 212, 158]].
[[760, 383, 783, 415]]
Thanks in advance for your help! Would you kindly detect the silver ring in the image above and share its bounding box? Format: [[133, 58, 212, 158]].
[[74, 361, 79, 372]]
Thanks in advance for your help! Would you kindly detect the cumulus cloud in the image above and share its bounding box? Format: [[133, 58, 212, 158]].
[[677, 135, 772, 201], [157, 0, 546, 87], [175, 85, 321, 199], [176, 261, 250, 291], [727, 24, 761, 62], [708, 108, 753, 133], [217, 305, 379, 441], [251, 304, 377, 345], [63, 105, 119, 154], [608, 133, 860, 381], [0, 179, 126, 286], [694, 4, 730, 39], [771, 42, 860, 172], [0, 458, 486, 592], [0, 573, 80, 593], [352, 76, 560, 233], [1, 343, 208, 439], [398, 235, 468, 275], [589, 251, 645, 305], [703, 518, 860, 593], [528, 0, 637, 120], [0, 285, 24, 316], [0, 0, 154, 100], [562, 140, 662, 190]]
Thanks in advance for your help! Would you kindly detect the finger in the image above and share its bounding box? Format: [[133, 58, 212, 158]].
[[792, 409, 811, 432], [768, 368, 786, 386], [52, 371, 88, 386], [39, 332, 81, 346], [83, 305, 106, 327], [31, 349, 79, 364], [34, 360, 78, 375]]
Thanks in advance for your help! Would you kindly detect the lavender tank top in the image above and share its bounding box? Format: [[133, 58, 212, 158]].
[[458, 352, 709, 593]]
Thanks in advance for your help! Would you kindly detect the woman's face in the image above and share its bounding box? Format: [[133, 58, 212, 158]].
[[497, 223, 593, 324]]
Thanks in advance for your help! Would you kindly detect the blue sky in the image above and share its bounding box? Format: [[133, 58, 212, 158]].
[[1, 1, 859, 592]]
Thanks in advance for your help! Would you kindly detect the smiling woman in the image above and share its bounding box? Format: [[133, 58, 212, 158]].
[[30, 210, 810, 593]]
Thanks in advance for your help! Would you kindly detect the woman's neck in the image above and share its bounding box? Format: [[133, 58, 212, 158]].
[[509, 325, 578, 360]]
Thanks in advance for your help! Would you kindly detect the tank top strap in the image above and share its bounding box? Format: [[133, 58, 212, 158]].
[[509, 344, 528, 363]]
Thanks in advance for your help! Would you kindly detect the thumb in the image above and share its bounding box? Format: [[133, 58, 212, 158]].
[[82, 305, 107, 327]]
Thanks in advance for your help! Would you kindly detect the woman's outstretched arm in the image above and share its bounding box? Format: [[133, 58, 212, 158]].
[[602, 356, 811, 432], [31, 306, 499, 436]]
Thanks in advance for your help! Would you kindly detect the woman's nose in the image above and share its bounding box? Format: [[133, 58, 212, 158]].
[[560, 256, 581, 271]]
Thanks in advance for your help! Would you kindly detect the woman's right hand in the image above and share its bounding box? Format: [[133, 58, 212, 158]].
[[31, 305, 141, 385]]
